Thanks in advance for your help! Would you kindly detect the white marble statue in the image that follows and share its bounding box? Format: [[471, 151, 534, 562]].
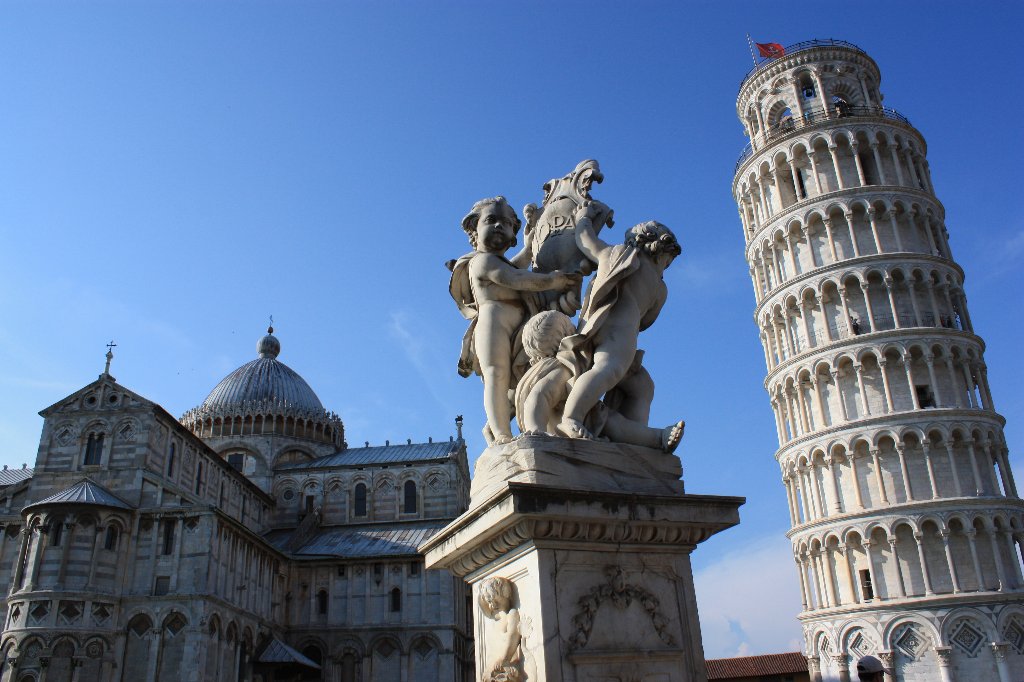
[[557, 201, 682, 441], [515, 311, 684, 452], [446, 164, 685, 453], [479, 577, 523, 682], [521, 159, 614, 315], [448, 197, 580, 446]]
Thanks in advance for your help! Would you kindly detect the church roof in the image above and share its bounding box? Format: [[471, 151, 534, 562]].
[[279, 439, 461, 470], [257, 638, 321, 669], [0, 466, 34, 488], [265, 520, 448, 559], [200, 328, 325, 414], [24, 479, 134, 512]]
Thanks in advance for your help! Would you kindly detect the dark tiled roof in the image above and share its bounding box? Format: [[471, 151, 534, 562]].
[[258, 638, 320, 669], [0, 467, 33, 487], [265, 520, 448, 558], [279, 440, 460, 470], [706, 652, 807, 679], [201, 357, 324, 413], [24, 479, 133, 511]]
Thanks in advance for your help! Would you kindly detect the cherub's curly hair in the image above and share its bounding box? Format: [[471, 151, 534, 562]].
[[461, 196, 522, 248], [522, 311, 576, 362], [625, 221, 681, 258], [479, 576, 515, 613]]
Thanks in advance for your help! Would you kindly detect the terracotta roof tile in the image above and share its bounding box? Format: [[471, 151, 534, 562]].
[[706, 652, 807, 679]]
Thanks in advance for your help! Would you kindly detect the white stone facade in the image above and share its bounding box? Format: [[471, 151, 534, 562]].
[[733, 40, 1024, 682], [0, 333, 474, 682]]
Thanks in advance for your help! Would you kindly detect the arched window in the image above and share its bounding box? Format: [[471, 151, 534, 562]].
[[303, 645, 323, 667], [167, 442, 176, 477], [403, 480, 417, 514], [104, 526, 119, 551], [84, 432, 104, 465], [195, 462, 204, 495], [390, 587, 402, 612], [50, 519, 63, 547], [162, 520, 175, 555], [317, 589, 328, 615], [354, 483, 367, 517]]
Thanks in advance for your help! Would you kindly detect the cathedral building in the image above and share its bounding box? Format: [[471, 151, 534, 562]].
[[733, 39, 1024, 682], [0, 328, 473, 682]]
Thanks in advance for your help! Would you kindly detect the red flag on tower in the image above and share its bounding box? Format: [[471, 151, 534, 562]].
[[756, 42, 785, 59]]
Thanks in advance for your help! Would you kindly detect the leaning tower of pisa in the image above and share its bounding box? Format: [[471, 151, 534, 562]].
[[732, 40, 1024, 682]]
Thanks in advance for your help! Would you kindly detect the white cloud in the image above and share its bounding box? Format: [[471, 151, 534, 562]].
[[694, 535, 804, 659]]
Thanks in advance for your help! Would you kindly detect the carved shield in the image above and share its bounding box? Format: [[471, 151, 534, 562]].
[[526, 160, 614, 314]]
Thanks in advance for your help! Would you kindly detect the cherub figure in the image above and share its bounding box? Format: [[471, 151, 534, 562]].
[[558, 201, 682, 441], [516, 311, 684, 452], [479, 577, 522, 682], [448, 197, 580, 445]]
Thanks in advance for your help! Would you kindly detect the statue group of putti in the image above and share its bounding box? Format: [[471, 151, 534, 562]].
[[447, 160, 685, 454]]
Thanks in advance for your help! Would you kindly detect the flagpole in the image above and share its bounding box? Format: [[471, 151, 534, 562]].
[[746, 34, 758, 68]]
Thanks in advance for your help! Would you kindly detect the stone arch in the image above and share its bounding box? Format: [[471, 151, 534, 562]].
[[885, 617, 941, 675], [368, 634, 403, 679], [996, 606, 1024, 654], [156, 610, 189, 681], [838, 620, 880, 660], [122, 613, 155, 681]]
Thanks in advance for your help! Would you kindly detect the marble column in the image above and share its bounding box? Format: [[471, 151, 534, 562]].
[[934, 646, 954, 682], [940, 531, 961, 593], [991, 643, 1011, 682]]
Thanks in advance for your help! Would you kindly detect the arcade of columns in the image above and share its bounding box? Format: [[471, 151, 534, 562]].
[[734, 40, 1024, 682]]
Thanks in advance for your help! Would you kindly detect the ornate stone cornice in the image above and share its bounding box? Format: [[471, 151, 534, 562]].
[[421, 483, 743, 578]]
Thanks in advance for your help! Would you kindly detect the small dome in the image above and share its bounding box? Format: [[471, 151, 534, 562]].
[[200, 328, 324, 413]]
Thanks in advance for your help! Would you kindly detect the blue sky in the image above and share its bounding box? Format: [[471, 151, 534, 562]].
[[2, 0, 1022, 658]]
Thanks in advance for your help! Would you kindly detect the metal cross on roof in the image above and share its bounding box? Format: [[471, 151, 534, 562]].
[[104, 340, 117, 375]]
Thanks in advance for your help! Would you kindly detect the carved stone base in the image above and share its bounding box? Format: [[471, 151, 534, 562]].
[[421, 465, 743, 682], [470, 435, 685, 503]]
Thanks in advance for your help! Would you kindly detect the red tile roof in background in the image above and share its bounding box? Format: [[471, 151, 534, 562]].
[[706, 652, 808, 679]]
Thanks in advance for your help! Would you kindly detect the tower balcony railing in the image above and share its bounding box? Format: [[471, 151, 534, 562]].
[[735, 105, 912, 173], [739, 38, 866, 87]]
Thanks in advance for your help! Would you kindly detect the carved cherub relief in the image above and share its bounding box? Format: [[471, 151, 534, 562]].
[[479, 577, 524, 682]]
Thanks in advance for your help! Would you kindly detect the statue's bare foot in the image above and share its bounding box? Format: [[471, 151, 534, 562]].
[[519, 430, 546, 437], [492, 433, 515, 445], [661, 420, 685, 453], [559, 418, 596, 440]]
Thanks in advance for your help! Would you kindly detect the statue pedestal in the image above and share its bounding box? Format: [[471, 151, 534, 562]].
[[421, 438, 743, 682]]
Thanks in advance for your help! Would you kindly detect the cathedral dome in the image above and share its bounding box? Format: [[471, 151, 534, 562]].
[[181, 327, 344, 448], [201, 328, 323, 413]]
